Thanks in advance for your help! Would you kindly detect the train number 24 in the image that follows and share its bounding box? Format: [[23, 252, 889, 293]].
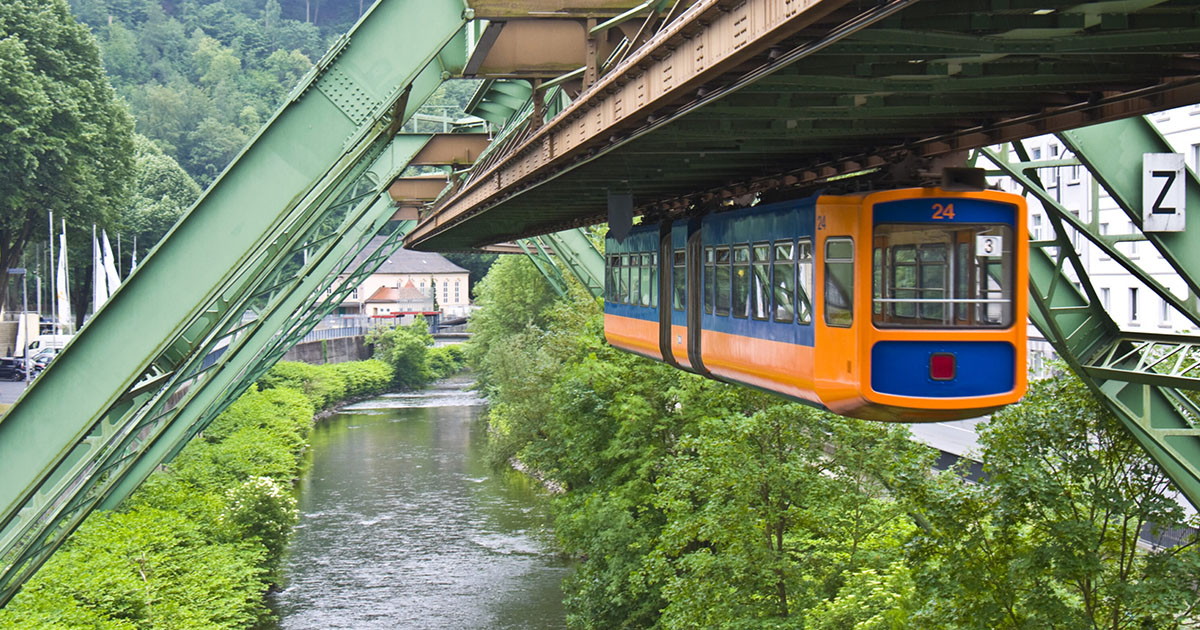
[[931, 203, 956, 219]]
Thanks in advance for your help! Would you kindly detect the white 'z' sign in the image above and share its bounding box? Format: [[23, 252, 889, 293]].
[[1143, 153, 1186, 232]]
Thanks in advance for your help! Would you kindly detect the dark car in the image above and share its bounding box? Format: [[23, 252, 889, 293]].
[[0, 358, 26, 381]]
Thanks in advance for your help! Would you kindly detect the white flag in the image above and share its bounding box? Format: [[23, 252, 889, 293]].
[[102, 229, 121, 294], [130, 236, 137, 274], [56, 229, 70, 329], [92, 226, 108, 312]]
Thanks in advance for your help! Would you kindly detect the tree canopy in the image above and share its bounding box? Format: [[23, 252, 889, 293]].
[[0, 0, 135, 311]]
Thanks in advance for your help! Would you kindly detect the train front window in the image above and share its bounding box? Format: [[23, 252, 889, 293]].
[[873, 224, 1014, 328]]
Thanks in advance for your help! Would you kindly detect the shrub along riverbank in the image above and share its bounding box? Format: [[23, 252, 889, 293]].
[[469, 255, 1200, 630], [0, 323, 466, 629]]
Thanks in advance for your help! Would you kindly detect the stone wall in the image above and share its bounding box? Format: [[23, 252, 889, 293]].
[[281, 335, 371, 365]]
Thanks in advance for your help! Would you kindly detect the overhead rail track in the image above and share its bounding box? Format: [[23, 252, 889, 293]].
[[408, 0, 1200, 252]]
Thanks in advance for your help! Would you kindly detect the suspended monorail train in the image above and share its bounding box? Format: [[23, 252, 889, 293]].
[[604, 187, 1028, 422]]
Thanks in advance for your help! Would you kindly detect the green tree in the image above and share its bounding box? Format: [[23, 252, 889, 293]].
[[0, 0, 135, 311], [121, 134, 201, 269], [904, 370, 1200, 629]]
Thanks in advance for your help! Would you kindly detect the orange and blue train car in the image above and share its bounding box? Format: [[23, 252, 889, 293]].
[[604, 187, 1028, 422]]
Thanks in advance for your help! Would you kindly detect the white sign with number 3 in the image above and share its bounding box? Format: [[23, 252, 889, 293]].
[[976, 235, 1002, 258]]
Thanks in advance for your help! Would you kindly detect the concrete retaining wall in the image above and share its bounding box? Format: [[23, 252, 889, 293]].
[[282, 335, 371, 365]]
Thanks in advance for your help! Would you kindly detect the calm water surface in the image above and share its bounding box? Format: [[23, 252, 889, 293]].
[[270, 376, 569, 629]]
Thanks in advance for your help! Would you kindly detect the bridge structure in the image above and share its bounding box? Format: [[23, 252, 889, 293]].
[[2, 0, 1200, 606]]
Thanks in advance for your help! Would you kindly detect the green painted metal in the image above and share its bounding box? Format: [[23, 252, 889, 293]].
[[518, 238, 569, 297], [0, 0, 470, 604], [539, 228, 606, 297], [982, 116, 1200, 509]]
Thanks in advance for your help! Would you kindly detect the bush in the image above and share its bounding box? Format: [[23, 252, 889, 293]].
[[257, 361, 346, 410], [0, 358, 390, 629], [427, 345, 467, 380], [330, 359, 394, 397]]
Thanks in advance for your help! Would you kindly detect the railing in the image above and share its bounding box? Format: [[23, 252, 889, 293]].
[[297, 324, 369, 344]]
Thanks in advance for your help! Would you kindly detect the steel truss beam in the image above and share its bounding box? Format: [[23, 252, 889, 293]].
[[0, 0, 470, 605], [983, 115, 1200, 509], [515, 228, 605, 298]]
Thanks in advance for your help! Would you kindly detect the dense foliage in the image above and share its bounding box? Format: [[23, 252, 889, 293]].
[[0, 359, 391, 629], [470, 256, 1200, 629], [366, 317, 466, 390], [0, 0, 135, 312]]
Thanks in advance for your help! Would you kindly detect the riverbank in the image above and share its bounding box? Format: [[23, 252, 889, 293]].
[[0, 359, 402, 630]]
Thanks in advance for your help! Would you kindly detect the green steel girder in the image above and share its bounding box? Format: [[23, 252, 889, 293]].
[[983, 116, 1200, 510], [539, 228, 606, 297], [0, 0, 470, 606], [518, 238, 569, 297]]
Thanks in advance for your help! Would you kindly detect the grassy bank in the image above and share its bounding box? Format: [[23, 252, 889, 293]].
[[0, 359, 395, 629]]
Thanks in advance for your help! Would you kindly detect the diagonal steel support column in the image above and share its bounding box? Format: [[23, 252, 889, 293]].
[[538, 228, 606, 297], [0, 0, 470, 605], [517, 238, 568, 297], [982, 116, 1200, 509]]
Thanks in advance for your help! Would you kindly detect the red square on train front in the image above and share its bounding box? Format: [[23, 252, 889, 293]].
[[930, 353, 956, 381]]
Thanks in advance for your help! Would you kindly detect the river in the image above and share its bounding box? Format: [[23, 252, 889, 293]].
[[269, 376, 570, 629]]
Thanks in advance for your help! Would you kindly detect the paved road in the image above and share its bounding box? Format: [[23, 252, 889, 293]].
[[0, 379, 29, 405]]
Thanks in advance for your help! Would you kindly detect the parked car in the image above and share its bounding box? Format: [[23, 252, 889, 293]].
[[0, 358, 27, 381]]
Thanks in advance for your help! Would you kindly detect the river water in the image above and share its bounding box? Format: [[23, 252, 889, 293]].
[[269, 376, 570, 629]]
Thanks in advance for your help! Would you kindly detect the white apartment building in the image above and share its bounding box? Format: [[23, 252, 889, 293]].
[[989, 104, 1200, 373]]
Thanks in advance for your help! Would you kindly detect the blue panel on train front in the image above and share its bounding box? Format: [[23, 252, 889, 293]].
[[871, 341, 1014, 398], [873, 197, 1015, 226]]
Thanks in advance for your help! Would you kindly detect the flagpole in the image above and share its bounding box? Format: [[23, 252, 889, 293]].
[[48, 211, 55, 337]]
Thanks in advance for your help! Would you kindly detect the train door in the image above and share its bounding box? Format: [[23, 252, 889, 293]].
[[684, 218, 709, 375], [813, 196, 865, 413]]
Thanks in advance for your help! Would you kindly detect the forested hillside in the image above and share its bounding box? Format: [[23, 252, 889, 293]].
[[67, 0, 362, 186]]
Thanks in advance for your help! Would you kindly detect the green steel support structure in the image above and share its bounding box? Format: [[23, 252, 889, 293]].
[[983, 115, 1200, 509], [0, 0, 470, 605], [514, 227, 606, 298]]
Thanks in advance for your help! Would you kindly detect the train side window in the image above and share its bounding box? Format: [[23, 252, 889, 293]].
[[732, 245, 750, 318], [607, 255, 619, 302], [704, 247, 715, 314], [642, 253, 653, 308], [715, 246, 732, 316], [629, 253, 641, 306], [772, 241, 795, 323], [751, 243, 770, 320], [797, 239, 813, 324], [620, 254, 631, 304], [673, 249, 686, 311], [824, 238, 854, 327], [649, 253, 658, 309]]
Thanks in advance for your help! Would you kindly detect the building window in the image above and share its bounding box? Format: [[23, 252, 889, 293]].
[[1031, 214, 1043, 240], [1101, 287, 1110, 309], [1161, 297, 1171, 326], [1049, 143, 1059, 157], [1032, 147, 1042, 160], [1129, 287, 1139, 322]]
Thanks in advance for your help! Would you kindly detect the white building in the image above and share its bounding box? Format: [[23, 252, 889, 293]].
[[333, 236, 471, 319], [989, 104, 1200, 373]]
